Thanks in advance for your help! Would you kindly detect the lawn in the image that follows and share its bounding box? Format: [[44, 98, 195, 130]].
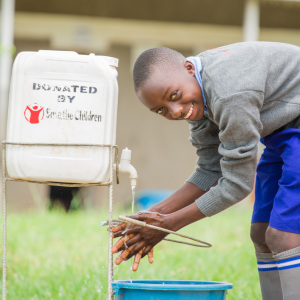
[[1, 201, 260, 299]]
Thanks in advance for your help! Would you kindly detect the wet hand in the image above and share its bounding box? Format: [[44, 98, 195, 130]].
[[111, 221, 155, 271], [111, 211, 171, 270], [114, 247, 154, 271], [112, 211, 169, 253]]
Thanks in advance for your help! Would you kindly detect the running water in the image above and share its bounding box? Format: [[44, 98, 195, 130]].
[[130, 186, 136, 283], [114, 264, 119, 274], [131, 186, 136, 214], [130, 265, 133, 283]]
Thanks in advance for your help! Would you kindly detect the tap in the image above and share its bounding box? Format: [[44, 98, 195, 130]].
[[115, 148, 138, 189]]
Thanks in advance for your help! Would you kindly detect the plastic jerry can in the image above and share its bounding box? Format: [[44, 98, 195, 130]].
[[6, 50, 119, 183]]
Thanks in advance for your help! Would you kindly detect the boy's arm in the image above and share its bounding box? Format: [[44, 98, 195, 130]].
[[146, 182, 206, 214]]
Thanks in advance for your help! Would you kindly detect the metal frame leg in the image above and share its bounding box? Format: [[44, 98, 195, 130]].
[[2, 145, 7, 300]]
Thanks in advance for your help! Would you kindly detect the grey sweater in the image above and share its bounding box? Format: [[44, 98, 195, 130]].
[[187, 42, 300, 217]]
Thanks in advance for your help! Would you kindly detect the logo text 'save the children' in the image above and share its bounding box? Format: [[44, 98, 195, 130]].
[[24, 82, 102, 124]]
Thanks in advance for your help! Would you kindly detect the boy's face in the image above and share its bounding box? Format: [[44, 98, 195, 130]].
[[136, 61, 204, 121]]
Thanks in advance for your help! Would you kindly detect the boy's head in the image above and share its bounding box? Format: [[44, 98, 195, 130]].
[[133, 47, 204, 121]]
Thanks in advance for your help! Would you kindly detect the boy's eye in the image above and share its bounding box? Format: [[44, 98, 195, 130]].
[[170, 90, 178, 101], [157, 107, 164, 115]]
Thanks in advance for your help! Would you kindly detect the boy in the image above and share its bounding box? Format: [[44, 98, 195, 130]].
[[112, 42, 300, 299]]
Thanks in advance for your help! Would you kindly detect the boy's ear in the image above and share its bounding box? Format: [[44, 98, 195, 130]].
[[184, 60, 195, 76]]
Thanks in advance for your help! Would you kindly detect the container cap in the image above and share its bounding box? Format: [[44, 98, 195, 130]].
[[103, 56, 119, 68], [91, 54, 118, 67]]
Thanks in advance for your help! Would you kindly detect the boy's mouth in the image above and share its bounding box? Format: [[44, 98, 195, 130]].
[[183, 104, 194, 119]]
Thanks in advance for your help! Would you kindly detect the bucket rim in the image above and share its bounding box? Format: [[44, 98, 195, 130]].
[[112, 280, 233, 291]]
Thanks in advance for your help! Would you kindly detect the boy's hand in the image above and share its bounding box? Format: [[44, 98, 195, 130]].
[[114, 246, 154, 271], [111, 211, 170, 270], [111, 226, 154, 271]]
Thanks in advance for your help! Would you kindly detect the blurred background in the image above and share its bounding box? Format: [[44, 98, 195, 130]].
[[1, 0, 300, 212]]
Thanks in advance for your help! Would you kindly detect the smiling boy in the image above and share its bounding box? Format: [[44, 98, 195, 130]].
[[136, 58, 204, 121], [112, 42, 300, 299]]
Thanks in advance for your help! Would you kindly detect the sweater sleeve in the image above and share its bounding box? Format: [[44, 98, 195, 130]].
[[186, 117, 222, 191], [194, 91, 263, 217]]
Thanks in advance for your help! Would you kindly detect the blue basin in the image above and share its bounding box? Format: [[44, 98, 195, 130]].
[[112, 280, 233, 299]]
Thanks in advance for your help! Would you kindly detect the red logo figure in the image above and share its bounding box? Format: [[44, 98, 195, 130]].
[[24, 103, 44, 124]]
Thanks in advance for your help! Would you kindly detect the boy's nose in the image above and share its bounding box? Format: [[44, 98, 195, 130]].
[[169, 103, 183, 119]]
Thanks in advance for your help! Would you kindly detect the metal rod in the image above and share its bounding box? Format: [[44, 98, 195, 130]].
[[2, 143, 7, 300], [5, 178, 112, 187]]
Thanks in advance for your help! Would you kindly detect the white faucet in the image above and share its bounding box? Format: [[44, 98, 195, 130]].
[[115, 148, 138, 189]]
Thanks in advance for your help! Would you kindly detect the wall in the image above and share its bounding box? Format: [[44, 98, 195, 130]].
[[4, 8, 300, 211]]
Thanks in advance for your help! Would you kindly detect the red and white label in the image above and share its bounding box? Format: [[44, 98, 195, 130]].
[[24, 103, 45, 124]]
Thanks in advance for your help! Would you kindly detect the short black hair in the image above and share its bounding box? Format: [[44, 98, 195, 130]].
[[133, 47, 185, 90]]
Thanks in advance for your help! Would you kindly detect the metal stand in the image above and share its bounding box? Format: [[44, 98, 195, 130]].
[[1, 141, 118, 300]]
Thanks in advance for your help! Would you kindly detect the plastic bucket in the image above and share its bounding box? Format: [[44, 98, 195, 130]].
[[137, 190, 174, 210], [112, 280, 233, 300]]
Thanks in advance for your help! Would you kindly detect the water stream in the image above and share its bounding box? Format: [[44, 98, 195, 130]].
[[131, 186, 135, 215], [129, 186, 136, 283]]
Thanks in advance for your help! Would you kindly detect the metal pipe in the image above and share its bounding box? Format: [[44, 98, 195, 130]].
[[2, 143, 7, 300], [0, 0, 15, 141], [243, 0, 260, 41]]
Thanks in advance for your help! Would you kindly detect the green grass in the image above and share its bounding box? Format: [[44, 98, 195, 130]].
[[1, 202, 260, 299]]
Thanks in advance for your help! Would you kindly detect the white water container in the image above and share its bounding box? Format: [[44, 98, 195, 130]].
[[6, 50, 118, 183]]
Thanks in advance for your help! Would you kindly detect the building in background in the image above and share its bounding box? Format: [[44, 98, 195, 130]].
[[1, 0, 300, 211]]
